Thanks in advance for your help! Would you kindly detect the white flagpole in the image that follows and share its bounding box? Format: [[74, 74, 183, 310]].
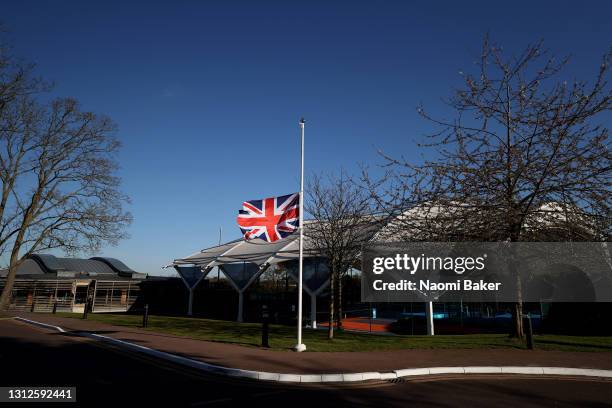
[[294, 118, 306, 352]]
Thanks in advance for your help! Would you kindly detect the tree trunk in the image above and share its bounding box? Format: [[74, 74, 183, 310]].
[[513, 302, 524, 338], [0, 246, 24, 310], [337, 273, 343, 330], [328, 270, 335, 340], [0, 180, 37, 311], [512, 272, 524, 338], [506, 236, 525, 338], [0, 264, 16, 310]]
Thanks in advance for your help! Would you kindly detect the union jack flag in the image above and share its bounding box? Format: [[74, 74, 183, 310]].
[[237, 193, 300, 242]]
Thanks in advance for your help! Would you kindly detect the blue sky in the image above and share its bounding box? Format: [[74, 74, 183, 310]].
[[2, 1, 610, 275]]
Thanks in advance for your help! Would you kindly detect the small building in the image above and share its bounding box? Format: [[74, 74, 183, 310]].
[[0, 254, 146, 313]]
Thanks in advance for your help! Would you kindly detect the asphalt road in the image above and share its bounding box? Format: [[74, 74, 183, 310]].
[[1, 319, 611, 407]]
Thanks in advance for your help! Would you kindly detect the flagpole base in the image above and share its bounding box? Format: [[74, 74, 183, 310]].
[[293, 343, 307, 352]]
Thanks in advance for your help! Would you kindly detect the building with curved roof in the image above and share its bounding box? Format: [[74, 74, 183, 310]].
[[0, 254, 146, 313]]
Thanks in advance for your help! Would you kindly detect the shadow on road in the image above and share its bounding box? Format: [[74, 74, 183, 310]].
[[2, 320, 611, 407]]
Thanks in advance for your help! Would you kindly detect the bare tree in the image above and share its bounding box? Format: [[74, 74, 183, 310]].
[[0, 39, 131, 310], [364, 36, 611, 337], [305, 171, 374, 339], [0, 36, 48, 257]]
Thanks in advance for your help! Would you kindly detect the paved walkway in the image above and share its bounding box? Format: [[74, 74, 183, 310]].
[[11, 312, 612, 375]]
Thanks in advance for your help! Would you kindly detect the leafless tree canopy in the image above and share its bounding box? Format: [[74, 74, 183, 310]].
[[306, 172, 374, 265], [305, 171, 374, 337], [364, 37, 610, 336], [366, 37, 611, 243], [0, 37, 131, 308]]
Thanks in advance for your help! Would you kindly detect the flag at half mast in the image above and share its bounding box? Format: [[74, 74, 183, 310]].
[[237, 193, 299, 242]]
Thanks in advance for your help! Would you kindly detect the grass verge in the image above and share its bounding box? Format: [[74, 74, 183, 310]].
[[55, 312, 612, 352]]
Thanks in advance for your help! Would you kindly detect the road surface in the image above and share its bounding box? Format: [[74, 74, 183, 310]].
[[1, 319, 611, 407]]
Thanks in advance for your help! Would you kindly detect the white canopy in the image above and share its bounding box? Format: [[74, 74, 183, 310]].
[[172, 219, 380, 270], [172, 234, 309, 270]]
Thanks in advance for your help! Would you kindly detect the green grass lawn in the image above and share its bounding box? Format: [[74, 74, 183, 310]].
[[55, 312, 612, 352]]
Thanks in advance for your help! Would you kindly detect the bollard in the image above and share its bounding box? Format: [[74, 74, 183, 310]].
[[52, 300, 58, 314], [261, 304, 270, 348], [82, 295, 93, 319], [82, 299, 89, 319], [524, 314, 534, 350], [142, 304, 149, 328]]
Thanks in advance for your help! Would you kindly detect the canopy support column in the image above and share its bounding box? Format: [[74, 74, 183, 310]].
[[310, 293, 317, 329], [426, 301, 435, 336], [237, 291, 244, 323], [174, 265, 211, 317], [188, 288, 194, 316]]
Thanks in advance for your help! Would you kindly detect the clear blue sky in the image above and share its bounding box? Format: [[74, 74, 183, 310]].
[[2, 1, 610, 275]]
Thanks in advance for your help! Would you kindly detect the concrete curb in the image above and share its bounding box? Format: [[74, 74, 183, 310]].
[[15, 316, 67, 333], [14, 317, 612, 384]]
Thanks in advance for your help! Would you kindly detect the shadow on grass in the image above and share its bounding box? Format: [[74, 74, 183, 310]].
[[535, 339, 612, 351], [50, 312, 612, 353]]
